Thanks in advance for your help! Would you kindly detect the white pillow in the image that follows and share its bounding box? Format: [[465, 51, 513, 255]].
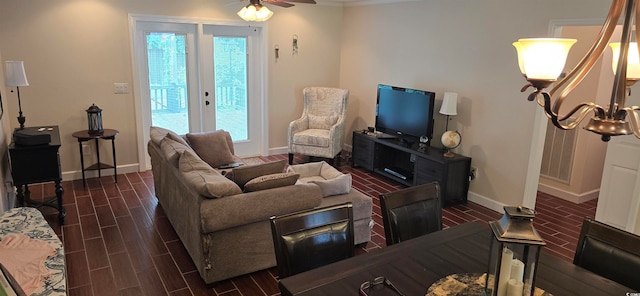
[[309, 174, 352, 197]]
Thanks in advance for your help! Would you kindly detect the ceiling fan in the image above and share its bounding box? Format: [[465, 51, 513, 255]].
[[236, 0, 316, 21]]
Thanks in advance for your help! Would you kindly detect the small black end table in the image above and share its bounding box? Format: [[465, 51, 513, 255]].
[[8, 126, 66, 224], [72, 129, 119, 186]]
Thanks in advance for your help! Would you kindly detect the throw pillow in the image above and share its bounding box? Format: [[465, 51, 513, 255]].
[[186, 130, 236, 169], [244, 172, 299, 192], [179, 150, 242, 198], [309, 173, 352, 197], [160, 136, 192, 168], [166, 131, 190, 147], [308, 113, 339, 129], [226, 159, 287, 188]]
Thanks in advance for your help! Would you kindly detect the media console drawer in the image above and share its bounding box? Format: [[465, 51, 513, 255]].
[[351, 131, 471, 207]]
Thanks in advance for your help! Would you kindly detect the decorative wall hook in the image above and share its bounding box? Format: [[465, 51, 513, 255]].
[[275, 45, 280, 61], [292, 34, 299, 55]]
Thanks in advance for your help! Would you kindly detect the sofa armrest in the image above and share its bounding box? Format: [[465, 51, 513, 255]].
[[200, 183, 323, 233]]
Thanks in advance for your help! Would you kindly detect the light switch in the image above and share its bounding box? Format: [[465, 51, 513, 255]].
[[114, 83, 129, 94]]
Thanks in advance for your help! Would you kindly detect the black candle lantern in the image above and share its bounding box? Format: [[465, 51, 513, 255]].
[[484, 206, 545, 296], [86, 104, 103, 134]]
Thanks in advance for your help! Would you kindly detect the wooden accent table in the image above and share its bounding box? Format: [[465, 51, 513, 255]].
[[8, 126, 65, 224], [72, 129, 118, 186], [279, 222, 632, 296]]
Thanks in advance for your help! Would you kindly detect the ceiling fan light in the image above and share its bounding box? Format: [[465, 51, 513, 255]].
[[237, 3, 273, 22], [610, 42, 640, 80], [514, 38, 576, 80]]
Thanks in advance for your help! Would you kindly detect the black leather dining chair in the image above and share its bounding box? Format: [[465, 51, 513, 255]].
[[380, 182, 442, 246], [270, 202, 355, 279], [573, 217, 640, 291]]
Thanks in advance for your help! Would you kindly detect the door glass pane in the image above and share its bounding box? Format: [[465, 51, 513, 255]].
[[214, 37, 248, 140], [147, 32, 189, 134]]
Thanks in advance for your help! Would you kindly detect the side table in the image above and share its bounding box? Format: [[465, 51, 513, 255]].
[[72, 129, 119, 186], [8, 126, 66, 224]]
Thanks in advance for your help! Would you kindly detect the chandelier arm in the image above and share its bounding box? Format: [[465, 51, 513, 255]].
[[540, 92, 600, 130], [547, 0, 624, 115], [608, 0, 636, 119], [623, 107, 640, 138]]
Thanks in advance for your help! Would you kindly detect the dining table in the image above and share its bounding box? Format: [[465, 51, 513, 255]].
[[279, 222, 633, 296]]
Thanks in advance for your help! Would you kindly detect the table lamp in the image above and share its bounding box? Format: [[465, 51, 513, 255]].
[[439, 92, 461, 157], [4, 61, 29, 129]]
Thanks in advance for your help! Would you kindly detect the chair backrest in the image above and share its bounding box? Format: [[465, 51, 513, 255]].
[[270, 202, 355, 279], [302, 87, 349, 123], [380, 182, 442, 246], [573, 217, 640, 291]]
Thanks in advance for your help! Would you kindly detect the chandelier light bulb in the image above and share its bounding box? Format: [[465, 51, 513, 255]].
[[610, 42, 640, 80], [514, 38, 577, 81]]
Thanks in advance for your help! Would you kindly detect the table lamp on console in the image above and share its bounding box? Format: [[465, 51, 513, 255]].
[[439, 92, 461, 157], [4, 61, 29, 129]]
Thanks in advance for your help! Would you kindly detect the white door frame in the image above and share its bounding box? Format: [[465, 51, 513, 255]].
[[129, 14, 268, 171], [523, 18, 606, 209]]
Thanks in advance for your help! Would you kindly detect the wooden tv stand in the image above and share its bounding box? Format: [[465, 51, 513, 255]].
[[351, 131, 472, 207]]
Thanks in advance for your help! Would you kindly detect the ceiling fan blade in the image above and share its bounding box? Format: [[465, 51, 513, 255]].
[[281, 0, 316, 3], [269, 1, 295, 8]]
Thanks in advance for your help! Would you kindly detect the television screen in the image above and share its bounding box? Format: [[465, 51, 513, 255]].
[[375, 84, 435, 143]]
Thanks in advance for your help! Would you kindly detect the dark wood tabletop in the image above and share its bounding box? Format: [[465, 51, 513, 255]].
[[279, 222, 633, 296]]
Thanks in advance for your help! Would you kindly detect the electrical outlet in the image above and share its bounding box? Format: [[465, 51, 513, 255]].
[[114, 83, 129, 94], [470, 166, 478, 181]]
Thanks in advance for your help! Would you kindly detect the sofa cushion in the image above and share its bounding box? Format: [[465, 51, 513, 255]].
[[226, 159, 287, 188], [160, 136, 193, 168], [309, 174, 352, 197], [179, 150, 242, 198], [244, 173, 300, 192], [186, 130, 236, 169]]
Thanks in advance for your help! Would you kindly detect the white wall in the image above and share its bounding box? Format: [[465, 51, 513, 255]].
[[339, 0, 611, 209]]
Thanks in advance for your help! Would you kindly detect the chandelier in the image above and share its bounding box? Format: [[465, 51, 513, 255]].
[[237, 0, 273, 22], [513, 0, 640, 141]]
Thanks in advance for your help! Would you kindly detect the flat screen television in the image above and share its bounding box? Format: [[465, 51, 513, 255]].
[[375, 84, 436, 144]]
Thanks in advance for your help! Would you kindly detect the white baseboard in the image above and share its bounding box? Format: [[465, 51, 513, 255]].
[[467, 191, 504, 214], [62, 163, 140, 181], [537, 183, 599, 204]]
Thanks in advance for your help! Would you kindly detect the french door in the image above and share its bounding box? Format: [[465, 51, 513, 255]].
[[131, 16, 266, 170]]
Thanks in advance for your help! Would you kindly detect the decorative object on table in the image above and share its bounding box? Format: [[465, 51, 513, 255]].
[[439, 92, 460, 157], [485, 206, 545, 296], [359, 276, 405, 296], [4, 61, 29, 129], [86, 104, 103, 134], [441, 131, 461, 158], [426, 273, 551, 296], [513, 0, 640, 142]]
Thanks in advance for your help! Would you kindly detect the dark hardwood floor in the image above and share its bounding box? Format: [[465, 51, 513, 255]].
[[27, 154, 596, 296]]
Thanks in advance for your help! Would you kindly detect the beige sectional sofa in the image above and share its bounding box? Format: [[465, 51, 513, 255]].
[[147, 126, 372, 283]]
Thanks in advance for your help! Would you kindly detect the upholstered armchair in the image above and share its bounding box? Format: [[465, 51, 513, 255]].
[[288, 87, 349, 165]]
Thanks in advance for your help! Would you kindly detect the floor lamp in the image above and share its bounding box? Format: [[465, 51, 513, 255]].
[[4, 61, 29, 129]]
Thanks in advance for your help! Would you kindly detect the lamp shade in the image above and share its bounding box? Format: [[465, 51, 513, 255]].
[[609, 42, 640, 80], [237, 4, 273, 22], [513, 38, 576, 80], [4, 61, 29, 87], [439, 92, 458, 116]]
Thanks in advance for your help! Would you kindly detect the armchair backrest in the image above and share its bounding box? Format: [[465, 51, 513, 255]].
[[302, 87, 349, 130]]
